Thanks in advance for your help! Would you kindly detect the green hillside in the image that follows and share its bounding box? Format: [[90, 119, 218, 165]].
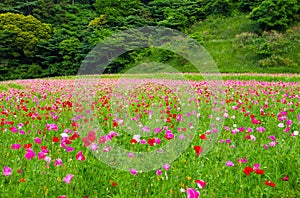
[[0, 0, 299, 80]]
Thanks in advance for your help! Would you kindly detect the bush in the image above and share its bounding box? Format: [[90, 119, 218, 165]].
[[259, 56, 298, 68]]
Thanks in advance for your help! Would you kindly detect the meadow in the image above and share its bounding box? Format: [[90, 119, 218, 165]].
[[0, 74, 299, 198]]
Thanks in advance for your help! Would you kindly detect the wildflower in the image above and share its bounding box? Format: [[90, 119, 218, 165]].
[[20, 178, 26, 182], [237, 157, 248, 164], [265, 180, 276, 187], [54, 158, 63, 166], [52, 136, 60, 143], [282, 175, 289, 181], [226, 161, 234, 166], [253, 164, 260, 170], [163, 164, 170, 170], [25, 149, 36, 160], [195, 180, 207, 189], [200, 134, 206, 140], [156, 169, 162, 175], [194, 146, 203, 157], [187, 188, 200, 198], [130, 168, 137, 176], [76, 151, 85, 161], [11, 144, 21, 150], [3, 166, 12, 176], [255, 169, 264, 175], [243, 166, 254, 176], [63, 174, 74, 184]]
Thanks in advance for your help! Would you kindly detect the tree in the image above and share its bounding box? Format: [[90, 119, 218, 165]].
[[249, 0, 299, 31]]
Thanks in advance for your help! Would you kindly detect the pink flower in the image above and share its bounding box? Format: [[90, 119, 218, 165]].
[[38, 151, 46, 160], [34, 137, 41, 144], [196, 180, 207, 189], [11, 143, 21, 150], [11, 127, 18, 133], [46, 123, 58, 131], [103, 146, 111, 152], [263, 144, 268, 149], [187, 188, 200, 198], [156, 169, 162, 175], [63, 174, 74, 184], [3, 166, 12, 176], [65, 147, 74, 152], [253, 164, 260, 170], [269, 135, 276, 141], [164, 132, 174, 140], [89, 143, 98, 151], [54, 158, 63, 166], [237, 157, 248, 164], [226, 161, 234, 166], [25, 149, 36, 160], [130, 168, 137, 176], [256, 126, 265, 132], [163, 164, 170, 170], [76, 151, 85, 161], [269, 141, 277, 147], [127, 153, 135, 158]]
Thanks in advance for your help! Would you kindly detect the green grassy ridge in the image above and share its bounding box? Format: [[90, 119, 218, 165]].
[[37, 73, 300, 83]]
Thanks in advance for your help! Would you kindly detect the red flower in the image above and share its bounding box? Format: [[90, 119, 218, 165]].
[[194, 146, 203, 157], [111, 182, 117, 187], [130, 139, 137, 144], [52, 136, 60, 143], [265, 180, 276, 187], [243, 166, 254, 176], [148, 138, 156, 146], [199, 134, 206, 140], [255, 169, 264, 175], [23, 143, 32, 149]]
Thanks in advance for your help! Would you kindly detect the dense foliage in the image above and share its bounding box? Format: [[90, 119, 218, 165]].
[[0, 0, 299, 80]]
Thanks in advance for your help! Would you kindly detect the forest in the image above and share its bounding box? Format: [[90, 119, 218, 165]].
[[0, 0, 299, 80]]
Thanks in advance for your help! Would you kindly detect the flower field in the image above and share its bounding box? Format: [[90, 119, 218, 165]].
[[0, 77, 299, 197]]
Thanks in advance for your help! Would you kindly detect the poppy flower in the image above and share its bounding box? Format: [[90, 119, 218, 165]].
[[3, 166, 12, 176], [76, 151, 85, 161], [199, 134, 206, 140], [130, 139, 137, 144], [265, 180, 276, 187], [243, 166, 254, 176], [111, 182, 117, 187], [19, 178, 26, 182], [23, 143, 32, 149], [187, 188, 200, 198], [194, 146, 203, 157], [282, 175, 289, 181], [255, 169, 264, 175], [63, 174, 74, 184], [52, 137, 60, 143], [195, 179, 207, 189]]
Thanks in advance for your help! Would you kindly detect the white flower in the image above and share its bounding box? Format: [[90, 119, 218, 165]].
[[293, 131, 299, 136]]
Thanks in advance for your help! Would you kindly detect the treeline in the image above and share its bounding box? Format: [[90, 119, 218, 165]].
[[0, 0, 299, 80]]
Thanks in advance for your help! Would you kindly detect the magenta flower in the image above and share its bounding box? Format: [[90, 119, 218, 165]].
[[38, 151, 46, 160], [130, 168, 137, 176], [237, 157, 248, 164], [127, 152, 135, 158], [65, 146, 74, 152], [263, 144, 268, 149], [11, 144, 21, 150], [247, 127, 253, 132], [25, 149, 36, 160], [63, 174, 74, 184], [162, 164, 170, 170], [253, 164, 260, 170], [54, 158, 63, 166], [11, 127, 18, 133], [164, 132, 174, 140], [76, 151, 85, 161], [226, 161, 234, 167], [3, 166, 12, 176], [269, 135, 276, 141], [156, 169, 162, 175], [34, 137, 41, 144], [46, 123, 58, 131], [256, 126, 265, 132], [187, 188, 200, 198]]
